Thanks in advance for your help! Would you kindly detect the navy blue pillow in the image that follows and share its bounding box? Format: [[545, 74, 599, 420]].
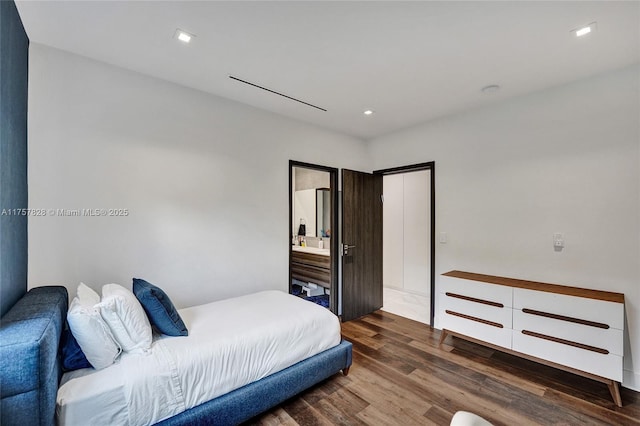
[[61, 326, 93, 371], [132, 278, 188, 336]]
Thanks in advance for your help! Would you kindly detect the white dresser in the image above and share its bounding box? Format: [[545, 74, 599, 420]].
[[438, 271, 625, 406]]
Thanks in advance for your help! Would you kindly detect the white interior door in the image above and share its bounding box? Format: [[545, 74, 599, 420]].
[[403, 170, 430, 295], [383, 174, 404, 289]]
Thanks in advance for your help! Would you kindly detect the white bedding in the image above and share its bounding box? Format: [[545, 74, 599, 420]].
[[56, 290, 341, 426]]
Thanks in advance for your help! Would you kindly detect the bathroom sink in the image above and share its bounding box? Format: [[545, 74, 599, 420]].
[[292, 246, 330, 256]]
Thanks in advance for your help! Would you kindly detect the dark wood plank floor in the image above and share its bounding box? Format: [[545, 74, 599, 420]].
[[247, 310, 640, 426]]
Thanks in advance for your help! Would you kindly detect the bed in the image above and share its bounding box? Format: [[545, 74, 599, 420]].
[[0, 286, 352, 426]]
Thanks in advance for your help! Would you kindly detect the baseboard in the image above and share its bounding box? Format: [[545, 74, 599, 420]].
[[622, 369, 640, 392]]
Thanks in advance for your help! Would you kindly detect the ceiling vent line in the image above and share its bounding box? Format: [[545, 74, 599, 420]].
[[228, 76, 327, 112]]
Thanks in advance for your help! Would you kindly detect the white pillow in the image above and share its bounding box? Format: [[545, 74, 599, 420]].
[[98, 284, 152, 353], [67, 297, 122, 370], [77, 282, 100, 306]]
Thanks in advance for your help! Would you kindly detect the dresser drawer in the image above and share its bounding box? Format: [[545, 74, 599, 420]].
[[513, 288, 623, 330], [512, 330, 623, 381], [439, 275, 512, 308], [440, 310, 511, 349], [513, 309, 623, 356], [441, 292, 512, 329]]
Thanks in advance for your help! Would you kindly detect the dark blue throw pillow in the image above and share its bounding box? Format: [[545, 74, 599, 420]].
[[132, 278, 188, 336], [61, 326, 93, 371]]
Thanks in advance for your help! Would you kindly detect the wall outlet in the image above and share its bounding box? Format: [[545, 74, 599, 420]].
[[553, 233, 564, 251]]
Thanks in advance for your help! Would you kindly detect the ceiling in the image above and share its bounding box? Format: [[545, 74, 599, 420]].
[[15, 1, 640, 140]]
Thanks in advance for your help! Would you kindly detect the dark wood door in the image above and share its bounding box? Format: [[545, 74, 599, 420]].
[[341, 169, 383, 321]]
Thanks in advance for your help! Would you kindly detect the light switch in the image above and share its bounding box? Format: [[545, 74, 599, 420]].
[[439, 232, 448, 243]]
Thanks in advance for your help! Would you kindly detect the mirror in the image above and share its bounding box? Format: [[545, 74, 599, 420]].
[[292, 187, 331, 239], [316, 188, 330, 237], [292, 167, 330, 241], [294, 189, 317, 237]]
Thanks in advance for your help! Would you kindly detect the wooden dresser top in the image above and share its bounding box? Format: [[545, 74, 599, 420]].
[[442, 270, 625, 304]]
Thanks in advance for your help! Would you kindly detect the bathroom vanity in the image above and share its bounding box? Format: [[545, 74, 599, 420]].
[[291, 246, 331, 289]]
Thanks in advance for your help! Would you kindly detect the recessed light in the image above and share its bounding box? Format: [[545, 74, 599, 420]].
[[363, 110, 375, 116], [175, 29, 195, 43], [481, 84, 500, 94], [576, 26, 591, 37], [573, 22, 597, 37]]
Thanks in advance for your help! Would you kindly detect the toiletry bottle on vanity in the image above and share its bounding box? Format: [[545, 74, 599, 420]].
[[318, 238, 323, 249]]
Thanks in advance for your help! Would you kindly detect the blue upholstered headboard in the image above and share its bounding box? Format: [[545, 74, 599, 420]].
[[0, 286, 68, 426]]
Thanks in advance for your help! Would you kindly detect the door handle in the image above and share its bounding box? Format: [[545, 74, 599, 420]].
[[342, 244, 356, 256]]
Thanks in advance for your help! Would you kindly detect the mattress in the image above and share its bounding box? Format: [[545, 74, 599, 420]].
[[56, 290, 341, 426]]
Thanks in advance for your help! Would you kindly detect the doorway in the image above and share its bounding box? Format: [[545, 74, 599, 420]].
[[374, 162, 435, 327], [289, 161, 338, 314]]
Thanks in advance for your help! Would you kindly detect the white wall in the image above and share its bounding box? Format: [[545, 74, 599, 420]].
[[368, 65, 640, 391], [294, 167, 330, 191], [27, 44, 369, 308]]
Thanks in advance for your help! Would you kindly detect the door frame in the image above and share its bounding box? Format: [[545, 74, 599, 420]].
[[289, 160, 339, 314], [373, 161, 436, 327]]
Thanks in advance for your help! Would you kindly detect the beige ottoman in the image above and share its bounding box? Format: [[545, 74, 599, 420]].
[[450, 411, 493, 426]]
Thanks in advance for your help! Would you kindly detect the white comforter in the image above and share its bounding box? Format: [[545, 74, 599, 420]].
[[56, 290, 341, 426]]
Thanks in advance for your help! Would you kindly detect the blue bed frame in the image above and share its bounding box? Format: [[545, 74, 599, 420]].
[[0, 286, 352, 426]]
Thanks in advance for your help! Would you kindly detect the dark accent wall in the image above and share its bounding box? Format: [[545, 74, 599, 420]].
[[0, 1, 29, 316]]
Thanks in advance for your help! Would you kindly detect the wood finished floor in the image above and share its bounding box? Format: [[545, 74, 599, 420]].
[[247, 310, 640, 426]]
